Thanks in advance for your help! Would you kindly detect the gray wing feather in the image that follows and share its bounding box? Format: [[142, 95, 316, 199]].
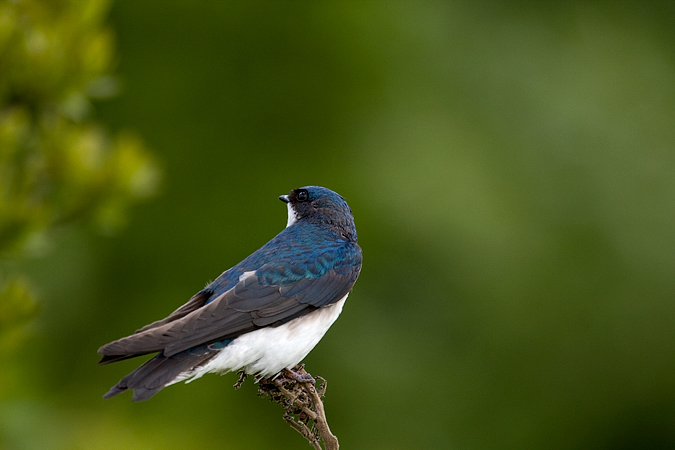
[[135, 290, 211, 333]]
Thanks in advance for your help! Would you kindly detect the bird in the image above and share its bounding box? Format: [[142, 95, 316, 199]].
[[98, 186, 362, 401]]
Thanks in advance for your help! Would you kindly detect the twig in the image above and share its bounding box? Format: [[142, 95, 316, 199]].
[[256, 365, 339, 450]]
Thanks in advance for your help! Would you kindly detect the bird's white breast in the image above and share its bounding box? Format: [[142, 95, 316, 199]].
[[171, 294, 348, 384]]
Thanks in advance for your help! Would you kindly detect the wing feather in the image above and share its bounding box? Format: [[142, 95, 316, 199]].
[[98, 262, 360, 360], [135, 290, 211, 333]]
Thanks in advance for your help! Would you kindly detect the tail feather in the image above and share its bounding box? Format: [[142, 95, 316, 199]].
[[103, 347, 217, 401]]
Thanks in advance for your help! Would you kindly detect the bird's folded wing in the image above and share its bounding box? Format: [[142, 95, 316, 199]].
[[134, 289, 212, 334], [97, 264, 360, 359]]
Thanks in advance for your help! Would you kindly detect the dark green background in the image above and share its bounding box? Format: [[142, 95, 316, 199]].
[[5, 1, 675, 449]]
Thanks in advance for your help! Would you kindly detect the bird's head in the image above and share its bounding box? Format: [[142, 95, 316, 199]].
[[279, 186, 356, 240]]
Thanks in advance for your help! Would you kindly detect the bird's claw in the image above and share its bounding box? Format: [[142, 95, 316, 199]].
[[233, 370, 247, 389], [281, 365, 316, 384]]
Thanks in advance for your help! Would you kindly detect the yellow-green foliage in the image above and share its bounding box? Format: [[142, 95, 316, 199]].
[[0, 0, 159, 359]]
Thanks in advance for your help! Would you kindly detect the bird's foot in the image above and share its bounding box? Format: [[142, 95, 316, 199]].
[[281, 364, 316, 384], [233, 370, 247, 389]]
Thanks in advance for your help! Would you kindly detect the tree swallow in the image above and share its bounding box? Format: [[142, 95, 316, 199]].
[[98, 186, 362, 401]]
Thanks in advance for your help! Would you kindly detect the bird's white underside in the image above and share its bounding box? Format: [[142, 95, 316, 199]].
[[168, 293, 348, 385]]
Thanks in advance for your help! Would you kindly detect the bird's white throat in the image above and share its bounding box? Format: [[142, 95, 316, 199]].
[[285, 202, 299, 228]]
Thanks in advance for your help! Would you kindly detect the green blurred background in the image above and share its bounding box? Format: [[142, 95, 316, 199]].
[[2, 1, 675, 449]]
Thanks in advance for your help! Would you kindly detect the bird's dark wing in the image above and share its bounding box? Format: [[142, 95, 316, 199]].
[[97, 290, 212, 365], [97, 261, 360, 361], [135, 289, 212, 333]]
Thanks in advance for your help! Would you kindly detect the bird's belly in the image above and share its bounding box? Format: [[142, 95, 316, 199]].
[[183, 294, 348, 381]]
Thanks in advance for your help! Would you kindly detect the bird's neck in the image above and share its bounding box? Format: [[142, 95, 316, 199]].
[[304, 217, 357, 243]]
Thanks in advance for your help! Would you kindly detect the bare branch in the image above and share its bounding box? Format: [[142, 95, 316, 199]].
[[256, 365, 339, 450]]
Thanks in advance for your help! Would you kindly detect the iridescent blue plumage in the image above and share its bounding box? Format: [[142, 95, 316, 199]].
[[98, 186, 361, 401], [208, 220, 360, 298]]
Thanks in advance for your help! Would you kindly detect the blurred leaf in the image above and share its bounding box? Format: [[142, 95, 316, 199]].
[[0, 0, 159, 427], [0, 277, 38, 353]]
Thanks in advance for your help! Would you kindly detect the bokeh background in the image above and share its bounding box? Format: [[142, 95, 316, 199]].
[[2, 1, 675, 449]]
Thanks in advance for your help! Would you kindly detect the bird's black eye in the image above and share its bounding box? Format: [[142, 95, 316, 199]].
[[296, 189, 309, 202]]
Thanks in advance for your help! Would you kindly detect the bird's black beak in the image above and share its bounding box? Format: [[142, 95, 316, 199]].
[[279, 195, 290, 203]]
